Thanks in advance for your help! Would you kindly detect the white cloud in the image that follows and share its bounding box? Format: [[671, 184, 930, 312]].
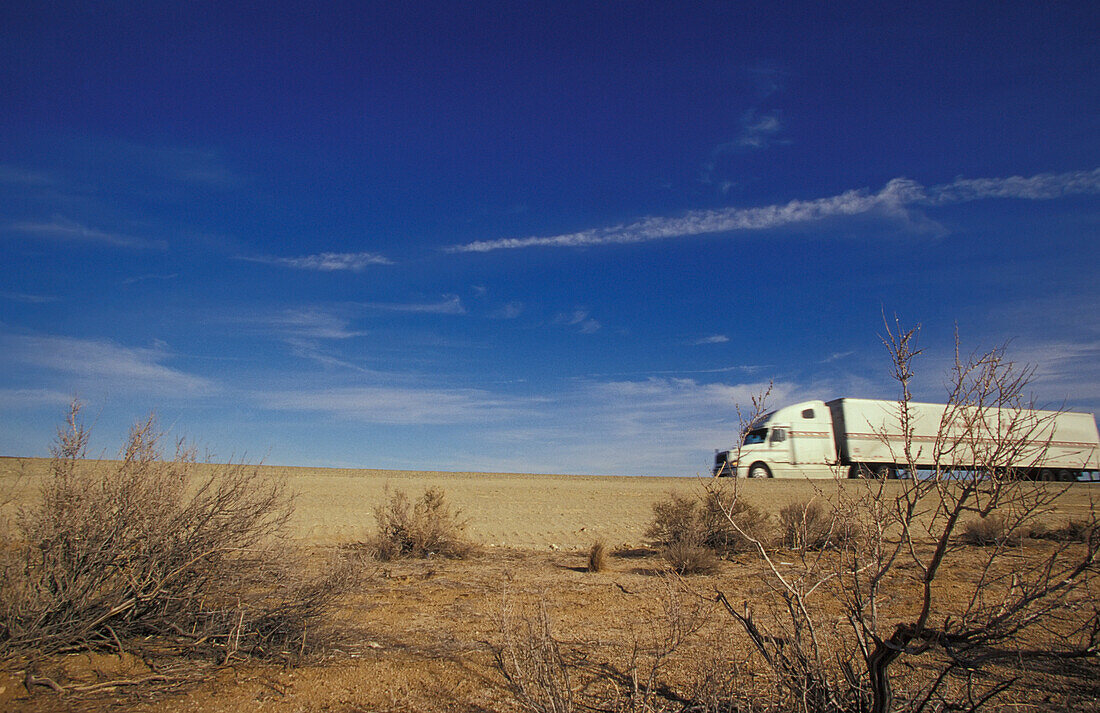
[[263, 308, 367, 340], [556, 309, 601, 333], [282, 338, 375, 373], [693, 334, 730, 345], [999, 339, 1100, 405], [121, 273, 179, 286], [491, 301, 524, 319], [736, 110, 787, 150], [821, 351, 854, 363], [0, 388, 75, 409], [0, 291, 61, 304], [7, 217, 166, 250], [361, 296, 466, 315], [81, 139, 242, 190], [256, 385, 533, 425], [242, 251, 393, 271], [252, 374, 800, 475], [930, 168, 1100, 204], [447, 167, 1100, 253], [473, 376, 802, 475], [0, 333, 213, 395]]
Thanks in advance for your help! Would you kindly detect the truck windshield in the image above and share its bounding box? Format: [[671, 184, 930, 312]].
[[743, 428, 768, 445]]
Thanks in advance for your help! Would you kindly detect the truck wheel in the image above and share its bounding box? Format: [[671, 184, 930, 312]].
[[872, 464, 895, 479], [1057, 469, 1074, 482], [848, 464, 866, 479], [748, 463, 772, 479], [1039, 468, 1055, 481]]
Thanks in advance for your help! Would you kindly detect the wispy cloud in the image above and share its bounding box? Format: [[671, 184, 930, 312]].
[[692, 334, 730, 345], [737, 110, 788, 150], [7, 217, 167, 250], [250, 307, 370, 371], [0, 333, 213, 395], [491, 301, 524, 319], [256, 385, 533, 425], [263, 308, 367, 340], [821, 351, 854, 363], [81, 139, 242, 190], [447, 167, 1100, 254], [282, 338, 374, 373], [556, 309, 601, 334], [0, 388, 74, 410], [361, 296, 466, 315], [121, 273, 179, 286], [929, 169, 1100, 204], [241, 251, 393, 271], [0, 291, 61, 304], [476, 376, 802, 475]]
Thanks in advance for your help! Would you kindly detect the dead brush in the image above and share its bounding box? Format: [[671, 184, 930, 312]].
[[647, 488, 772, 574], [586, 540, 608, 572], [960, 512, 1022, 547], [1028, 518, 1096, 543], [370, 486, 472, 560], [493, 599, 575, 713], [0, 402, 354, 666], [778, 499, 848, 551], [661, 540, 720, 575]]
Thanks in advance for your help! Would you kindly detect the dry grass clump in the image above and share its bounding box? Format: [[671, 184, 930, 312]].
[[586, 540, 608, 573], [1028, 518, 1096, 543], [778, 498, 851, 551], [0, 403, 352, 664], [646, 489, 770, 574], [371, 487, 472, 560], [960, 512, 1022, 547], [661, 540, 720, 575]]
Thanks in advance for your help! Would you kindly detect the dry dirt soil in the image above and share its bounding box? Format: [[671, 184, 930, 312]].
[[2, 458, 1098, 712]]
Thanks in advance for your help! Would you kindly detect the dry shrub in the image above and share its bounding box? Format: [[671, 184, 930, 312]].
[[647, 489, 771, 571], [1028, 518, 1095, 543], [586, 540, 607, 573], [493, 600, 574, 713], [778, 499, 849, 551], [371, 486, 471, 560], [960, 512, 1022, 547], [493, 581, 708, 713], [0, 403, 351, 662], [662, 540, 720, 575]]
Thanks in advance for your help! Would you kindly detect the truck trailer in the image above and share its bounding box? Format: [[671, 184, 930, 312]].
[[712, 398, 1100, 480]]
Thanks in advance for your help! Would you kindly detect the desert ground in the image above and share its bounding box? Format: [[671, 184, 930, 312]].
[[2, 458, 1098, 712]]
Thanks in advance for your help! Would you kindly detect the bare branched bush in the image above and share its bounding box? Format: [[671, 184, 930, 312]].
[[0, 402, 351, 663], [587, 540, 608, 573], [370, 486, 472, 560], [493, 579, 710, 713], [493, 599, 575, 713], [708, 321, 1100, 713]]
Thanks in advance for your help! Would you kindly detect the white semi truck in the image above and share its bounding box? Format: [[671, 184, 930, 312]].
[[712, 398, 1100, 481]]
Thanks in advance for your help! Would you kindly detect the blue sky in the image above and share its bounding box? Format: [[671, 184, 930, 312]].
[[1, 1, 1097, 475]]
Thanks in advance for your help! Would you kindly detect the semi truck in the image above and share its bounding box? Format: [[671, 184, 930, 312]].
[[712, 398, 1100, 481]]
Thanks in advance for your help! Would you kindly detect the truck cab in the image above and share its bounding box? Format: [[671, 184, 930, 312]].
[[712, 400, 839, 478]]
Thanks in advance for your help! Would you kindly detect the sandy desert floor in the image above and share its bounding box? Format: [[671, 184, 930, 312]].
[[2, 458, 1098, 712], [4, 458, 1096, 549]]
